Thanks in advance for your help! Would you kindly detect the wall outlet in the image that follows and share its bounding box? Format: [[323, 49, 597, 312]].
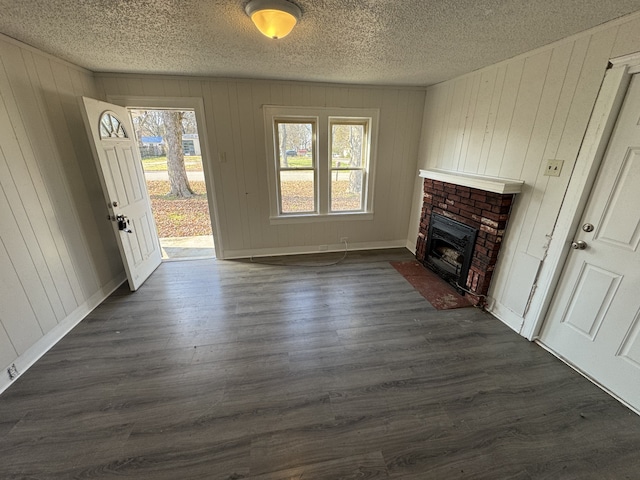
[[339, 237, 349, 243], [7, 364, 18, 380], [544, 159, 564, 177]]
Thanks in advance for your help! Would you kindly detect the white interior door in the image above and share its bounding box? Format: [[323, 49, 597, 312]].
[[540, 74, 640, 412], [81, 97, 161, 291]]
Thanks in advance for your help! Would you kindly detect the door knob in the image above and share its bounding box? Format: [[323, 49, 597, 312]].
[[571, 240, 587, 250]]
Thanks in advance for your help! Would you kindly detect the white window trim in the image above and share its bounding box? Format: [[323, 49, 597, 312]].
[[263, 105, 379, 224]]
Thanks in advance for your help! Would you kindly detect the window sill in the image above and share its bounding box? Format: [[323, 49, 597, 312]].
[[269, 212, 374, 225]]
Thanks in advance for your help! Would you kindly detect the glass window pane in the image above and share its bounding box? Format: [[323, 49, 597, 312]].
[[277, 122, 313, 169], [331, 170, 363, 211], [280, 170, 315, 213], [99, 112, 128, 139], [331, 124, 364, 168]]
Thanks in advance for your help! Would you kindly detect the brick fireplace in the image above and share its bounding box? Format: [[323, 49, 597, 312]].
[[416, 170, 522, 307]]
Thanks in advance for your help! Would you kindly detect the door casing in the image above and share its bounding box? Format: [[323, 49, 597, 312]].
[[522, 52, 640, 340], [106, 95, 225, 260]]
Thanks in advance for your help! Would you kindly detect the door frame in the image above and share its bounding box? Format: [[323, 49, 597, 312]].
[[521, 52, 640, 340], [106, 95, 225, 259]]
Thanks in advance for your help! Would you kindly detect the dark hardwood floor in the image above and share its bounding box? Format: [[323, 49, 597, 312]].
[[1, 249, 639, 479]]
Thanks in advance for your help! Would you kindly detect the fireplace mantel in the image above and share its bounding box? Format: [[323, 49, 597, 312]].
[[419, 169, 524, 195]]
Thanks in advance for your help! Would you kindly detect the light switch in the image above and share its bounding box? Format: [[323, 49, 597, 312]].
[[544, 159, 564, 177]]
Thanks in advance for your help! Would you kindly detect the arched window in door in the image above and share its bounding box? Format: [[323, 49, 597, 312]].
[[99, 111, 128, 139]]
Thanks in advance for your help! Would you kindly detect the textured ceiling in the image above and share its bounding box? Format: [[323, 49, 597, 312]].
[[1, 0, 640, 86]]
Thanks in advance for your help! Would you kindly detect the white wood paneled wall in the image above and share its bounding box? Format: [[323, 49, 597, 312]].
[[0, 35, 123, 389], [96, 75, 426, 258], [411, 14, 640, 331]]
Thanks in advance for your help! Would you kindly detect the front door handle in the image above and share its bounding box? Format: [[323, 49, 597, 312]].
[[116, 214, 132, 233], [571, 240, 587, 250]]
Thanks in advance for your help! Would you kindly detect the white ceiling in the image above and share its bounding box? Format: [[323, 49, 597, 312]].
[[2, 1, 640, 86]]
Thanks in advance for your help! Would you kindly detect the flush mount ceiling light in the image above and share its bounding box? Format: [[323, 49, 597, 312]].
[[245, 0, 301, 39]]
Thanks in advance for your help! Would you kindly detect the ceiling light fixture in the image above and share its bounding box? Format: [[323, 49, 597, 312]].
[[245, 0, 301, 39]]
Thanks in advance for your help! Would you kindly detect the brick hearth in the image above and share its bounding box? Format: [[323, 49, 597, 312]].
[[416, 178, 515, 306]]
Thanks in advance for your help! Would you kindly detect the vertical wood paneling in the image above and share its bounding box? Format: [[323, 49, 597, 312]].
[[391, 90, 412, 236], [490, 42, 575, 298], [226, 82, 252, 249], [30, 55, 88, 304], [398, 90, 425, 238], [415, 17, 634, 327], [201, 80, 229, 252], [477, 64, 507, 174], [422, 83, 447, 171], [489, 37, 591, 299], [0, 151, 57, 333], [499, 50, 551, 179], [98, 75, 425, 254], [127, 77, 144, 95], [236, 82, 260, 249], [116, 77, 129, 95], [494, 39, 588, 285], [0, 73, 66, 324], [50, 60, 102, 292], [0, 322, 16, 368], [453, 76, 475, 170], [374, 89, 400, 239], [458, 74, 481, 172], [161, 79, 180, 97], [66, 68, 119, 285], [250, 82, 278, 247], [0, 49, 80, 316], [141, 78, 165, 97], [441, 79, 467, 170], [99, 76, 122, 96], [463, 68, 498, 173], [503, 43, 574, 256], [0, 237, 43, 355], [0, 36, 123, 378], [526, 27, 618, 257], [611, 15, 640, 57], [211, 81, 245, 249], [484, 59, 525, 176], [433, 83, 452, 170]]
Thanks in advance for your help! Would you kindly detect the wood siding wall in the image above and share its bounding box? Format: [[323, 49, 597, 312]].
[[409, 13, 640, 331], [96, 76, 426, 258], [0, 35, 122, 382]]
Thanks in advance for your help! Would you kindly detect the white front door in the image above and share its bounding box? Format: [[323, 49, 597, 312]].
[[539, 74, 640, 412], [81, 97, 161, 291]]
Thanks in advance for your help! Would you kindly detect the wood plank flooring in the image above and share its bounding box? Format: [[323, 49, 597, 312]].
[[1, 249, 640, 479]]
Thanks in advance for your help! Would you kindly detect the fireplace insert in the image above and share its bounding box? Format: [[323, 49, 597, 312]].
[[425, 213, 478, 294]]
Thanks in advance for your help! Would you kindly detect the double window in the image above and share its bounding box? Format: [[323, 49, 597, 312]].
[[264, 106, 378, 222]]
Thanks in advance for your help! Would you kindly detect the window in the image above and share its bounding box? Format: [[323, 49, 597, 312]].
[[276, 120, 316, 214], [99, 112, 128, 139], [264, 106, 378, 223], [330, 121, 366, 212]]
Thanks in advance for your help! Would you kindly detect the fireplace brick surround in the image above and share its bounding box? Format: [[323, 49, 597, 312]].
[[416, 178, 515, 306]]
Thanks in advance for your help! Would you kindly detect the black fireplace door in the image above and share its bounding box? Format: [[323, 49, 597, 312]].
[[425, 214, 478, 293]]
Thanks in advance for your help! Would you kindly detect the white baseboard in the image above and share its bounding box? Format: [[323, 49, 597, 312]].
[[405, 238, 417, 253], [0, 273, 126, 395], [487, 299, 525, 334], [223, 240, 409, 259]]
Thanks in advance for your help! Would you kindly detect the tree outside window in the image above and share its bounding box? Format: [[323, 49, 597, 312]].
[[264, 106, 378, 222]]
